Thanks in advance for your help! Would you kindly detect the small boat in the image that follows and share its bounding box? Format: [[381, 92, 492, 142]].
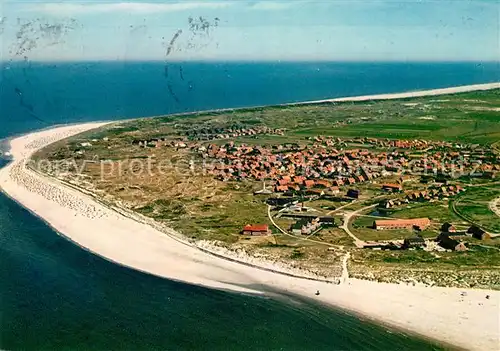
[[315, 290, 320, 296]]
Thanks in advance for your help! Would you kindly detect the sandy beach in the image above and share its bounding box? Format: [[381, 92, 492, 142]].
[[1, 83, 500, 350], [306, 82, 500, 104]]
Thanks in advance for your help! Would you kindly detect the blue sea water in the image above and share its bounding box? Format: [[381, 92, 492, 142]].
[[1, 61, 498, 350], [0, 61, 498, 139]]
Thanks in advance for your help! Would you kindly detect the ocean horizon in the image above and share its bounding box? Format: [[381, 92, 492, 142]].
[[1, 61, 498, 140], [1, 61, 498, 350]]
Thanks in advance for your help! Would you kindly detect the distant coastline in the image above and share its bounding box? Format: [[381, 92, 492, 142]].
[[1, 61, 498, 140], [121, 81, 500, 128], [304, 82, 500, 103]]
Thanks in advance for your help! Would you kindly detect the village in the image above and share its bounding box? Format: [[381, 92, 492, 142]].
[[33, 88, 500, 289], [129, 124, 500, 256]]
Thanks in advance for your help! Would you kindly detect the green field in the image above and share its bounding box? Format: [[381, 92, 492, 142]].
[[390, 202, 464, 225], [353, 245, 500, 269], [453, 187, 500, 233], [349, 199, 468, 241]]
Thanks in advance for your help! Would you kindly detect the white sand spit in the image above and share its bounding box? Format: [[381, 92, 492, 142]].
[[303, 82, 500, 103]]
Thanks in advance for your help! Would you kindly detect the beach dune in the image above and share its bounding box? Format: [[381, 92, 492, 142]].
[[1, 84, 500, 350]]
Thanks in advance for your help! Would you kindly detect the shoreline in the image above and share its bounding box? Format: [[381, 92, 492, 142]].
[[93, 82, 500, 127], [305, 82, 500, 103], [1, 84, 500, 350]]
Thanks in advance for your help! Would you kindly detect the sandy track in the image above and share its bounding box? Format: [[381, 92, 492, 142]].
[[490, 197, 500, 218]]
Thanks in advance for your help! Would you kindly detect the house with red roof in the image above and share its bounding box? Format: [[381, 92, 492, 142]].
[[293, 175, 306, 184], [242, 224, 270, 236], [275, 185, 289, 192], [373, 218, 430, 230], [304, 180, 315, 188], [315, 179, 331, 188]]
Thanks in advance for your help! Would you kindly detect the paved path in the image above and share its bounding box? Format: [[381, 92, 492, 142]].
[[325, 200, 358, 215], [267, 205, 334, 247], [341, 252, 350, 283], [268, 205, 352, 284], [269, 202, 375, 248], [452, 186, 500, 235], [324, 194, 387, 216], [339, 204, 378, 248], [469, 181, 500, 188]]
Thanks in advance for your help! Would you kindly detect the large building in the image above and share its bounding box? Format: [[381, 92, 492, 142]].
[[438, 235, 467, 251], [467, 225, 491, 240], [373, 218, 431, 230], [242, 224, 270, 236], [290, 218, 321, 235], [402, 236, 425, 249]]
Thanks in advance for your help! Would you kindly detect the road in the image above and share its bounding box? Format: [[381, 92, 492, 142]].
[[451, 185, 500, 235], [325, 200, 358, 215], [267, 205, 352, 284], [341, 252, 350, 283], [353, 213, 394, 220], [339, 204, 377, 248], [468, 180, 500, 188], [269, 200, 379, 249], [267, 205, 335, 247]]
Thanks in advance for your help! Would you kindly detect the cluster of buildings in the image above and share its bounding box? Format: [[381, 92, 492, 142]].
[[373, 222, 492, 252], [405, 223, 491, 252], [198, 138, 497, 191], [272, 176, 366, 196], [181, 125, 285, 141], [406, 185, 465, 201], [439, 223, 491, 239], [290, 217, 322, 235], [312, 137, 499, 176], [309, 136, 435, 150], [200, 143, 387, 190], [241, 215, 335, 237], [289, 216, 335, 235], [131, 133, 498, 193], [379, 184, 466, 209]]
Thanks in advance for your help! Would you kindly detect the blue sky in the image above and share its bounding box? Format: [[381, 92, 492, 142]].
[[1, 0, 498, 61]]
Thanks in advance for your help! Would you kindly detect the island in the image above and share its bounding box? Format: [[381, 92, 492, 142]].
[[33, 87, 500, 289], [1, 84, 499, 351]]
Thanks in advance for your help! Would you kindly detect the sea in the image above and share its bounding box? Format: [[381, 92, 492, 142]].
[[0, 61, 498, 350]]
